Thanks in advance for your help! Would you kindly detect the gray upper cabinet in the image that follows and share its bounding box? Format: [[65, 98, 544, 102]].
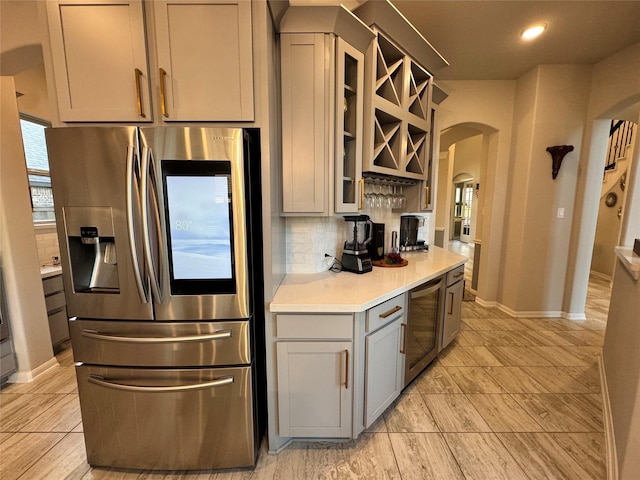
[[45, 0, 254, 123], [152, 0, 254, 122], [46, 0, 152, 122], [278, 5, 374, 216]]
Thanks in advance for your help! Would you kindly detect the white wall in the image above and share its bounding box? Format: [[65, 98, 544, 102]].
[[15, 63, 51, 119], [591, 167, 631, 279], [450, 134, 483, 242], [500, 65, 592, 315], [1, 76, 55, 380], [587, 43, 640, 480], [603, 260, 640, 480], [564, 42, 640, 317], [437, 80, 516, 304]]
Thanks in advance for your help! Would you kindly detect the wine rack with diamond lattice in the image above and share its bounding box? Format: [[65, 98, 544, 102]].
[[363, 30, 433, 181]]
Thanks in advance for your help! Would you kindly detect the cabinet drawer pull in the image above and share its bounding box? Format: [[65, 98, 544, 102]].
[[379, 305, 402, 319], [453, 272, 464, 279], [448, 292, 454, 315], [359, 178, 365, 210], [134, 68, 146, 118], [344, 349, 349, 389], [400, 323, 406, 354], [159, 68, 169, 117]]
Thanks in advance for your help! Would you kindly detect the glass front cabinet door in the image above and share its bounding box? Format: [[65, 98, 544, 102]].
[[335, 38, 365, 213]]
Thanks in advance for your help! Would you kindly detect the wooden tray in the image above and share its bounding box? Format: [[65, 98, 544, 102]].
[[372, 259, 408, 268]]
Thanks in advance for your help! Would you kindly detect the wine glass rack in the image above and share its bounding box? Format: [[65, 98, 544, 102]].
[[364, 29, 433, 182]]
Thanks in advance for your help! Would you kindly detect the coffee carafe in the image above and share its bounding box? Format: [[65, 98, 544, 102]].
[[341, 215, 373, 273]]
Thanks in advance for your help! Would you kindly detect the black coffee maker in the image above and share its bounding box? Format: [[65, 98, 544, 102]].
[[341, 215, 373, 273], [366, 222, 385, 261], [400, 215, 420, 249]]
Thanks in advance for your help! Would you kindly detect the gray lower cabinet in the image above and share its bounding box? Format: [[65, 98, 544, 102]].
[[364, 294, 405, 428], [274, 268, 465, 442], [275, 314, 353, 438], [42, 274, 70, 348], [441, 266, 464, 350]]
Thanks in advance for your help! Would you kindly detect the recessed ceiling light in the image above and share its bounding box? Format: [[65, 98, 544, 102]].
[[521, 23, 547, 40]]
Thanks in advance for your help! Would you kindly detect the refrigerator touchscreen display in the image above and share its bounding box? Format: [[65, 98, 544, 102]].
[[163, 160, 236, 295]]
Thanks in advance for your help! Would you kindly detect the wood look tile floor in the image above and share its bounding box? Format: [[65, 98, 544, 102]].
[[1, 271, 611, 479]]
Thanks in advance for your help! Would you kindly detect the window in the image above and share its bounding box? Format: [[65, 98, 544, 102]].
[[20, 115, 54, 223]]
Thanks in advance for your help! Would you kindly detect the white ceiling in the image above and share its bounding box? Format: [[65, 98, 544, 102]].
[[386, 0, 640, 80], [3, 0, 640, 81]]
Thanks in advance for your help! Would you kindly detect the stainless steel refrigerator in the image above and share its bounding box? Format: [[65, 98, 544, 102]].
[[46, 127, 265, 470]]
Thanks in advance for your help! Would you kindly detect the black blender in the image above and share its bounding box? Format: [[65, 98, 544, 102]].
[[341, 215, 373, 273]]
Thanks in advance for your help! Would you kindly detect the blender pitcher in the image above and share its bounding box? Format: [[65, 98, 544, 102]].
[[341, 215, 373, 273]]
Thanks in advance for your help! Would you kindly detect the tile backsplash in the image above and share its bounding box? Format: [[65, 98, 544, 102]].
[[286, 209, 431, 274], [35, 227, 61, 266]]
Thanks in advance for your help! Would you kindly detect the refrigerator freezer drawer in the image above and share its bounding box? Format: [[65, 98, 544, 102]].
[[76, 364, 257, 470], [70, 319, 251, 367]]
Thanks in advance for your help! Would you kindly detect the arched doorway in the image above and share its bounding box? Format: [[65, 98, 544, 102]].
[[565, 95, 640, 316], [436, 122, 499, 295], [451, 173, 474, 243]]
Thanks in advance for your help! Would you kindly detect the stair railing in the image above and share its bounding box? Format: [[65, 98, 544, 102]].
[[605, 120, 636, 173]]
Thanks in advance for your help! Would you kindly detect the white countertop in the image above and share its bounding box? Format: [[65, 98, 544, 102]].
[[615, 246, 640, 281], [270, 247, 467, 313], [40, 265, 62, 279]]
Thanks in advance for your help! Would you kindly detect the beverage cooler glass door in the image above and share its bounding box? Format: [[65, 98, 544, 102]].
[[140, 128, 251, 321], [405, 278, 443, 386]]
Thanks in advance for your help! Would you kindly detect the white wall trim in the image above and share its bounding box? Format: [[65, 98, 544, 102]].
[[474, 297, 497, 308], [599, 354, 619, 480], [473, 297, 582, 319], [7, 356, 58, 384], [590, 269, 613, 283], [562, 311, 588, 321]]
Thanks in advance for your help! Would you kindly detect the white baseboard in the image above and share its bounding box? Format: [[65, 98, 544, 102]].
[[473, 298, 582, 319], [8, 356, 59, 383], [495, 303, 563, 318], [590, 270, 613, 282], [474, 297, 497, 308], [599, 354, 618, 480]]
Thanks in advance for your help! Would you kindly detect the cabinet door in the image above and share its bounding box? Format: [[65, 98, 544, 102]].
[[441, 280, 464, 349], [335, 38, 364, 213], [365, 318, 403, 427], [153, 0, 254, 121], [281, 33, 330, 214], [46, 0, 151, 122], [277, 341, 352, 438]]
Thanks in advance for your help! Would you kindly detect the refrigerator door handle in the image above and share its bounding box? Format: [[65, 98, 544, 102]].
[[141, 146, 163, 303], [81, 329, 233, 343], [88, 374, 234, 392], [126, 145, 148, 303]]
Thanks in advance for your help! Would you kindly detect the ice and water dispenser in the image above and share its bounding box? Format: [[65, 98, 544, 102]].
[[64, 206, 119, 293]]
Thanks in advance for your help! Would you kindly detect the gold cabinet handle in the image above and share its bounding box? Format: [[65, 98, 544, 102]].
[[134, 68, 146, 118], [359, 178, 365, 210], [448, 291, 454, 315], [379, 305, 402, 318], [344, 349, 349, 389], [400, 323, 406, 354], [424, 185, 430, 209], [159, 68, 169, 118]]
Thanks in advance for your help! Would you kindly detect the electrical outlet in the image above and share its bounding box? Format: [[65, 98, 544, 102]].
[[325, 254, 334, 267]]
